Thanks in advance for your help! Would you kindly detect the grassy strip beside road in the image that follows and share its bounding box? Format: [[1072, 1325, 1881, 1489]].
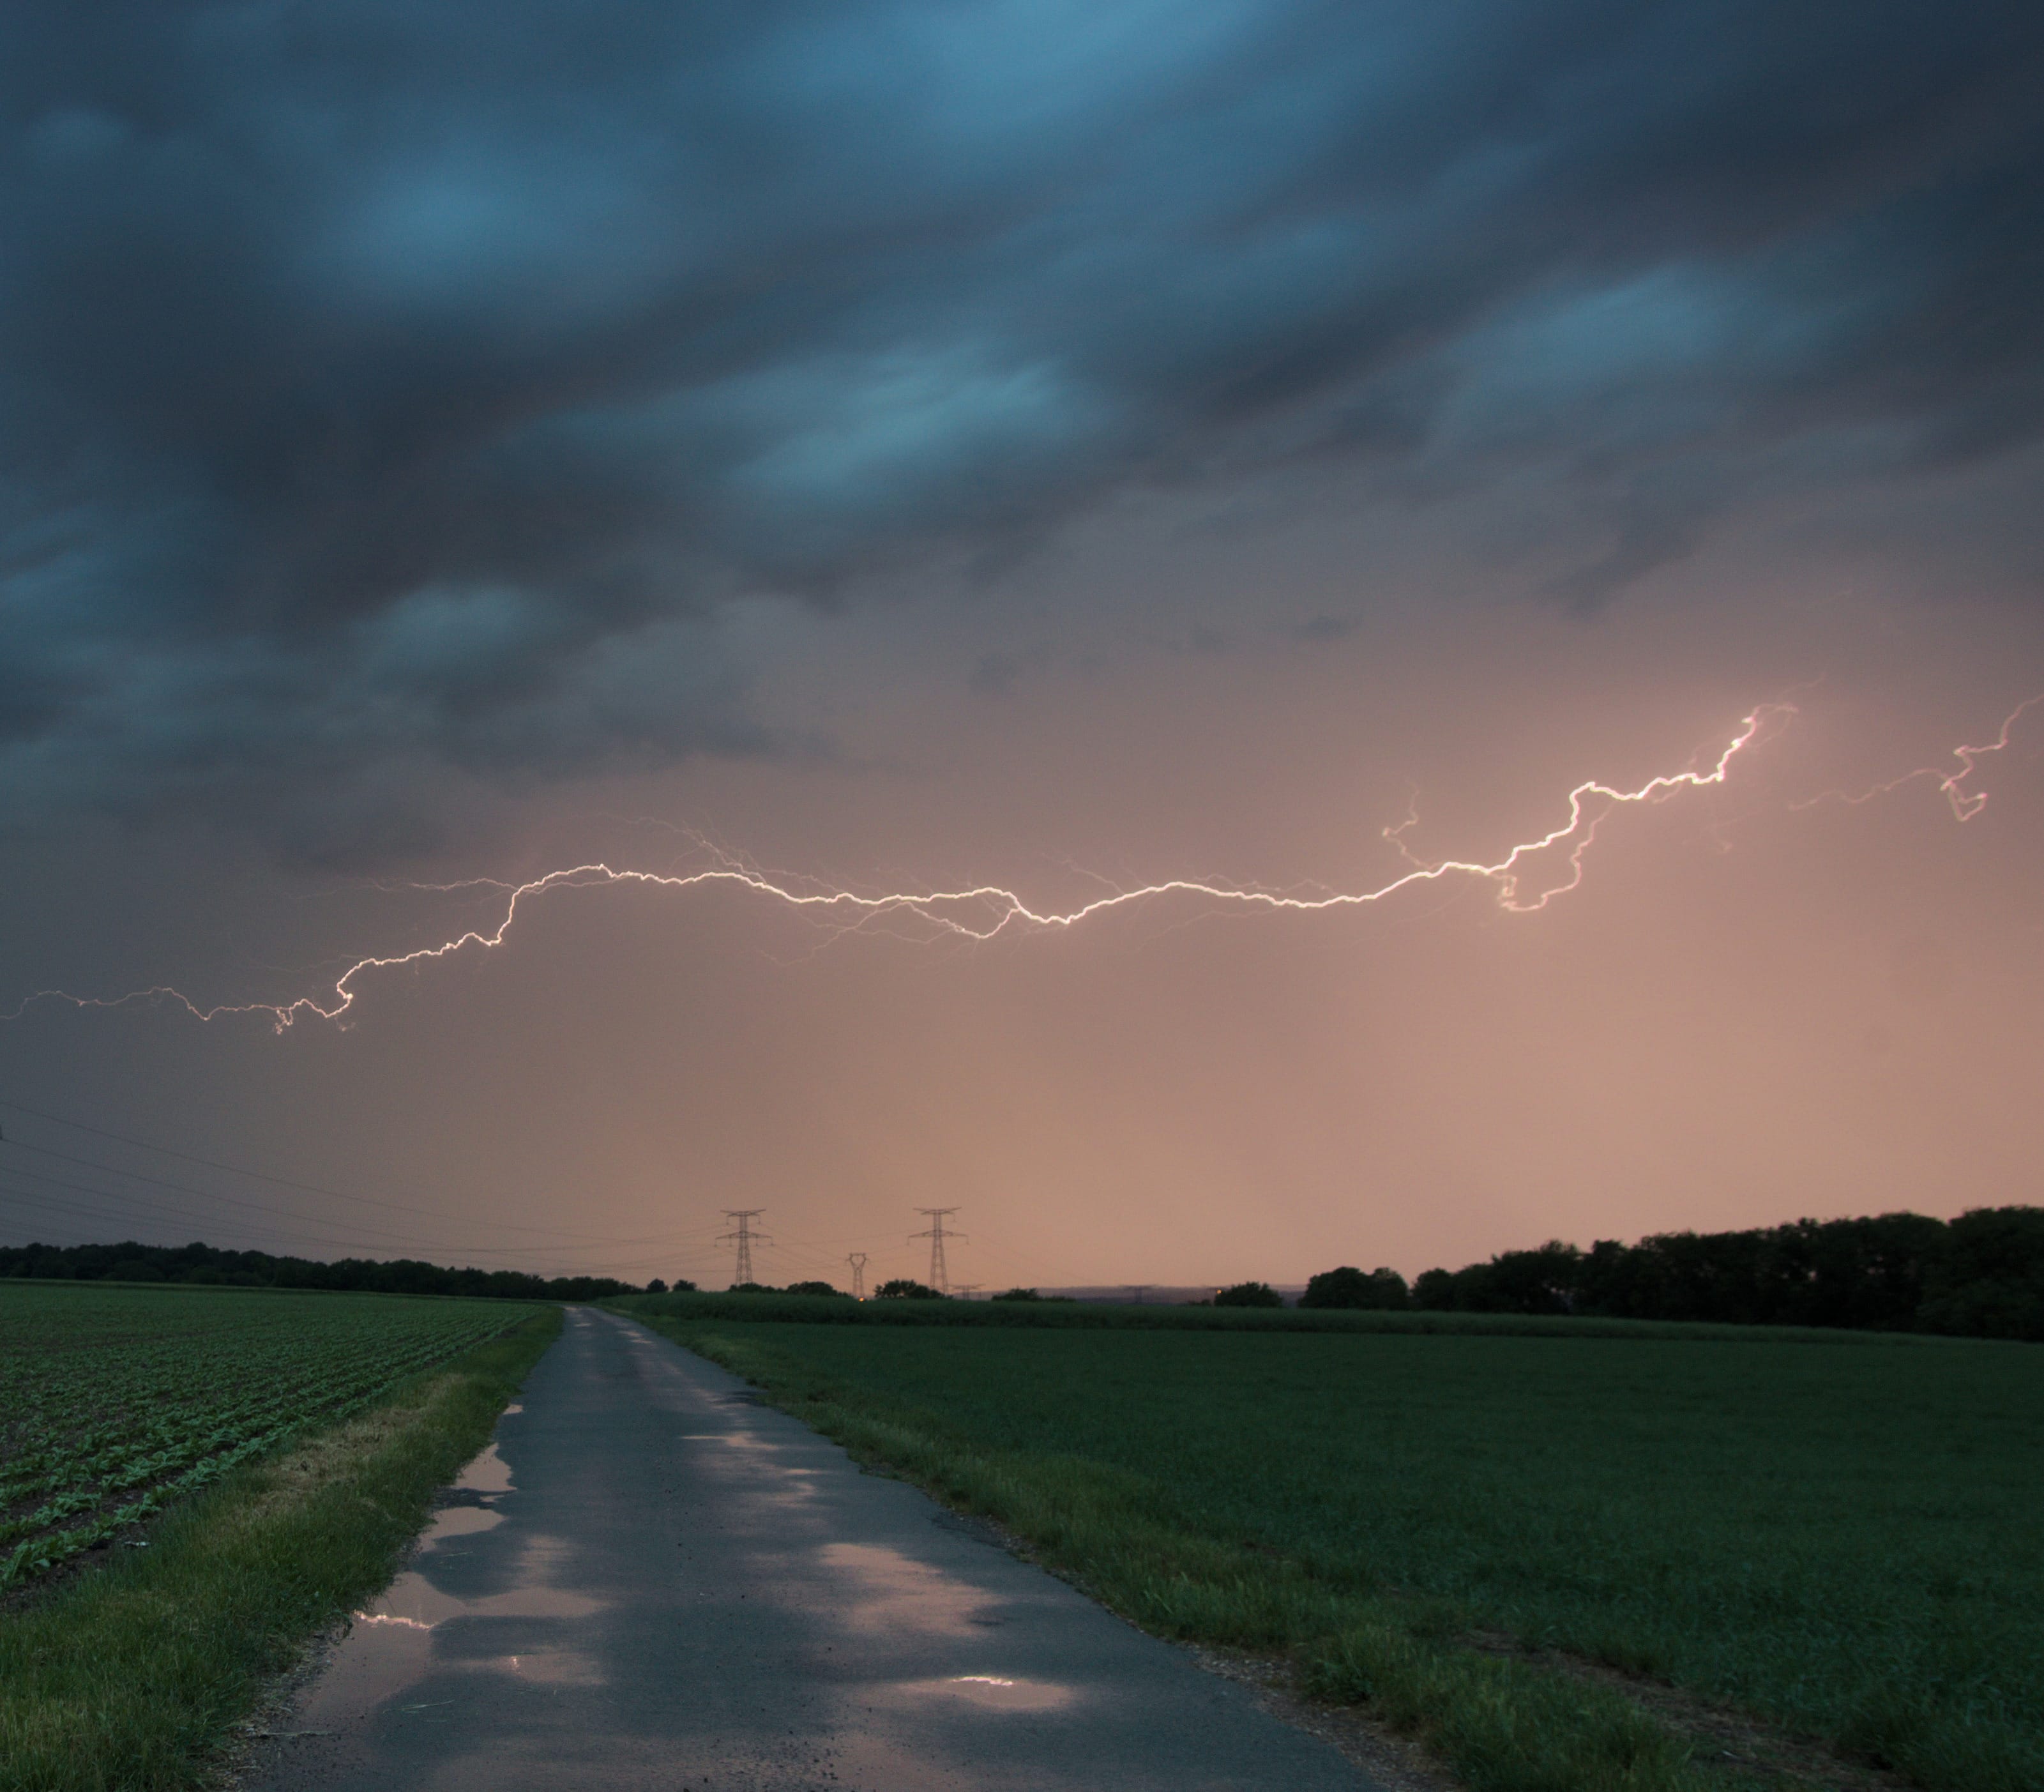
[[0, 1305, 559, 1792], [617, 1305, 2041, 1792]]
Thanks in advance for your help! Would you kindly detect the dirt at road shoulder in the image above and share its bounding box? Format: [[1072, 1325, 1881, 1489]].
[[1185, 1645, 1461, 1792]]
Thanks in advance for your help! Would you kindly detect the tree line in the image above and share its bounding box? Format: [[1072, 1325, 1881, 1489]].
[[0, 1237, 636, 1303], [10, 1204, 2042, 1337], [1301, 1206, 2044, 1340]]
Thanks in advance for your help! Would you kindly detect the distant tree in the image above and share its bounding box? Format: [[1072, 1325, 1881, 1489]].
[[646, 1278, 668, 1293], [1574, 1240, 1639, 1316], [994, 1287, 1042, 1301], [1919, 1206, 2044, 1341], [1411, 1268, 1457, 1309], [1475, 1241, 1582, 1315], [0, 1238, 635, 1301], [875, 1278, 943, 1299], [1836, 1211, 1949, 1330], [670, 1278, 697, 1293], [1299, 1265, 1408, 1310], [786, 1280, 842, 1296], [1213, 1280, 1283, 1308], [727, 1282, 772, 1293]]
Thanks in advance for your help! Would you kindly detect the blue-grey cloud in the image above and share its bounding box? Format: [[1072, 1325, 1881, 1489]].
[[3, 0, 2039, 846]]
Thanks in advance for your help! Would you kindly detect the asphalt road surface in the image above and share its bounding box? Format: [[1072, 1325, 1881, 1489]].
[[250, 1306, 1376, 1791]]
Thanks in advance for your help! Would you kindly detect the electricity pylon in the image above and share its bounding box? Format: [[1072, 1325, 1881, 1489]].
[[718, 1210, 769, 1286], [909, 1208, 964, 1295], [846, 1252, 868, 1300]]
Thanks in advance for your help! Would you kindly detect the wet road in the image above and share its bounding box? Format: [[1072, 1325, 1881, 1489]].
[[251, 1307, 1375, 1791]]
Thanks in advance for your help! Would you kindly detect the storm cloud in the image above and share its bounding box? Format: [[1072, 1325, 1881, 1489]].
[[4, 0, 2040, 842]]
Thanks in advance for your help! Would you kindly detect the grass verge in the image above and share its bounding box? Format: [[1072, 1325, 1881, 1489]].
[[0, 1306, 560, 1792], [615, 1310, 2038, 1792]]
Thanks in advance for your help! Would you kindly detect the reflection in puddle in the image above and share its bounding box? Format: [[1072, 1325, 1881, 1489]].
[[485, 1648, 604, 1686], [886, 1674, 1080, 1713], [676, 1422, 828, 1517], [455, 1441, 513, 1496], [820, 1542, 998, 1637], [355, 1570, 468, 1630], [424, 1504, 504, 1545], [353, 1534, 604, 1633]]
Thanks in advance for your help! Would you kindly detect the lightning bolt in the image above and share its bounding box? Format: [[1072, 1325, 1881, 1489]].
[[4, 694, 2031, 1033], [1790, 694, 2044, 822], [3, 706, 1788, 1030]]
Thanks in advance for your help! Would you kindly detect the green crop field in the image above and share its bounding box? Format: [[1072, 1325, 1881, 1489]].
[[623, 1303, 2044, 1792], [0, 1281, 533, 1588]]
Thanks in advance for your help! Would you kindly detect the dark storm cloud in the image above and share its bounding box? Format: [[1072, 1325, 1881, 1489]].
[[3, 0, 2040, 841]]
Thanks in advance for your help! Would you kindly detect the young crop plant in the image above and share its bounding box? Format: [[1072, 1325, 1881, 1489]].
[[0, 1282, 533, 1588]]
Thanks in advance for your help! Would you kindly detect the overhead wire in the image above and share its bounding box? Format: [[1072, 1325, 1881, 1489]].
[[0, 1139, 614, 1257], [0, 1164, 716, 1273], [0, 1095, 593, 1238], [0, 1102, 1091, 1287], [0, 1109, 731, 1260], [0, 1161, 464, 1256]]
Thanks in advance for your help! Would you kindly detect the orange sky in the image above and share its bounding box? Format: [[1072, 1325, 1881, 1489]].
[[5, 485, 2041, 1290], [6, 2, 2042, 1291]]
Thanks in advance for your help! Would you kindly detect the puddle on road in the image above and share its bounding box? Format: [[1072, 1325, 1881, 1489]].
[[279, 1432, 609, 1747], [672, 1415, 831, 1519], [888, 1674, 1081, 1713], [454, 1440, 513, 1496], [426, 1504, 503, 1543], [356, 1532, 603, 1632], [820, 1542, 1001, 1637], [492, 1648, 605, 1686]]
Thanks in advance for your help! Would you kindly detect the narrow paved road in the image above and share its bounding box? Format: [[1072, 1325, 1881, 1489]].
[[253, 1307, 1375, 1791]]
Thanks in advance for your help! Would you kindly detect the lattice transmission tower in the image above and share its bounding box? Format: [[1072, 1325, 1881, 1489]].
[[909, 1208, 964, 1295], [718, 1210, 769, 1287], [846, 1252, 868, 1300]]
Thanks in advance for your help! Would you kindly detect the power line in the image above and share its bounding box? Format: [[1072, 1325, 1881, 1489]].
[[0, 1151, 506, 1256], [910, 1208, 964, 1296], [1, 1102, 1031, 1291], [0, 1111, 725, 1259], [0, 1165, 677, 1272], [961, 1222, 1088, 1289], [0, 1138, 670, 1260], [0, 1096, 591, 1239], [718, 1210, 768, 1287]]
